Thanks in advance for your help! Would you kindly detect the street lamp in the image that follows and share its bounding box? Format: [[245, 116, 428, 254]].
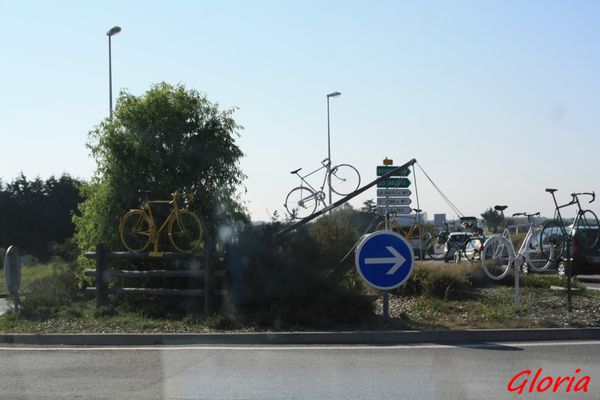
[[106, 26, 122, 119], [326, 91, 341, 206]]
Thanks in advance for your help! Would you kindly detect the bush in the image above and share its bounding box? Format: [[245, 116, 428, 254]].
[[227, 222, 374, 329], [20, 262, 81, 320], [395, 263, 488, 299]]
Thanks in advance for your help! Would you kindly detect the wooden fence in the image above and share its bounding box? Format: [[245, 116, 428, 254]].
[[84, 243, 226, 316]]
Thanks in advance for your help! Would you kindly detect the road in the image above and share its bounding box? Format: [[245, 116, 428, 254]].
[[579, 275, 600, 290], [1, 341, 599, 399]]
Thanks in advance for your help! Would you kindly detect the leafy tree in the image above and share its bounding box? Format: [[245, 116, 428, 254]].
[[74, 83, 247, 252], [0, 173, 83, 260], [481, 207, 504, 233], [361, 199, 377, 214]]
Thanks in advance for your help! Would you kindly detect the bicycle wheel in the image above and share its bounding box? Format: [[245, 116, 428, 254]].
[[481, 236, 512, 280], [540, 219, 565, 261], [168, 210, 203, 252], [428, 233, 448, 260], [463, 237, 484, 262], [576, 209, 600, 249], [524, 251, 552, 272], [284, 186, 318, 219], [329, 164, 361, 196], [120, 210, 152, 252]]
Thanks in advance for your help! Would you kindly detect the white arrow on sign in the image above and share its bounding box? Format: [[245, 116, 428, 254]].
[[377, 189, 411, 197], [365, 246, 406, 275], [377, 197, 412, 206]]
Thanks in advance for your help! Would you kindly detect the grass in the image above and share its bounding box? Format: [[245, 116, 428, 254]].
[[0, 302, 226, 334], [1, 260, 599, 333], [0, 262, 55, 297]]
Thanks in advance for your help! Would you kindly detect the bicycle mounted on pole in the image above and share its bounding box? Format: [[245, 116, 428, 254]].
[[480, 206, 552, 280], [284, 158, 360, 219], [540, 190, 599, 262]]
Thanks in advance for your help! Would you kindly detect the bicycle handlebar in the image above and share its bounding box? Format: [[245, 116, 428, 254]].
[[512, 212, 540, 217], [571, 192, 595, 203]]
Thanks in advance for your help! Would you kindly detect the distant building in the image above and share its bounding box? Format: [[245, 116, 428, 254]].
[[394, 212, 427, 226], [434, 214, 447, 226]]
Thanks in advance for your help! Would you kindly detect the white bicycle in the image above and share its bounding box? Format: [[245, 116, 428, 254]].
[[481, 206, 554, 280], [284, 158, 361, 219]]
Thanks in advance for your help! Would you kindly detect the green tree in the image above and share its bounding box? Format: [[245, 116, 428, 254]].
[[361, 199, 377, 214], [0, 173, 83, 260], [481, 207, 503, 233], [74, 83, 247, 252]]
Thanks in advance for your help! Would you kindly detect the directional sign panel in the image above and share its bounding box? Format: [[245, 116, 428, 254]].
[[377, 197, 412, 206], [377, 189, 412, 197], [376, 166, 411, 177], [355, 231, 415, 290], [376, 206, 412, 215], [377, 178, 411, 188]]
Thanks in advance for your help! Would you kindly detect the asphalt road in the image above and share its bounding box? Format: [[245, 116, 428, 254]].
[[1, 341, 599, 400], [579, 275, 600, 290]]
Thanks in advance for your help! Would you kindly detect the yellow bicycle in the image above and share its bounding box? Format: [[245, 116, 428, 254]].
[[119, 191, 203, 253]]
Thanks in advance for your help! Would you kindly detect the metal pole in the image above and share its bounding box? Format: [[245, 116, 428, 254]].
[[382, 212, 390, 320], [108, 35, 113, 120], [515, 259, 520, 309], [566, 236, 572, 311], [327, 96, 332, 206]]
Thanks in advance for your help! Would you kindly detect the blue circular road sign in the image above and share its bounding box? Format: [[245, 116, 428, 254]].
[[355, 230, 414, 290]]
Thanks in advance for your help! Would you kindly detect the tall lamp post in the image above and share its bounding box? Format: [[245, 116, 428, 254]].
[[106, 26, 122, 119], [326, 91, 341, 206]]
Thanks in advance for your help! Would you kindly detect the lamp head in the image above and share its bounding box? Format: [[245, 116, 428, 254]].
[[327, 91, 341, 98], [107, 26, 122, 36]]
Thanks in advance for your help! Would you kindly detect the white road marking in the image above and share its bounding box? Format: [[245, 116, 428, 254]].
[[0, 341, 599, 352]]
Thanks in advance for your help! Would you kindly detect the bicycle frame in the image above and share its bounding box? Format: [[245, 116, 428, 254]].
[[294, 158, 331, 194], [135, 192, 185, 253], [548, 191, 595, 238], [498, 225, 538, 266]]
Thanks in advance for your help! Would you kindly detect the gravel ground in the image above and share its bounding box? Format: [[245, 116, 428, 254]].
[[374, 286, 600, 329]]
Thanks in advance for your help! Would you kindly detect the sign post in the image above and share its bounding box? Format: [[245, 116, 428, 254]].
[[372, 158, 416, 320]]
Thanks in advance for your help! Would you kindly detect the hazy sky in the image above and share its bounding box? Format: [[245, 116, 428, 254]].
[[1, 1, 599, 221]]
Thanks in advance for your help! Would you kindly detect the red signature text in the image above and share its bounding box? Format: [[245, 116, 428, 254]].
[[507, 368, 590, 394]]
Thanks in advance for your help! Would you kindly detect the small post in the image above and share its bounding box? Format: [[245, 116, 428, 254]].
[[383, 292, 390, 321], [203, 240, 211, 317], [96, 244, 109, 308], [514, 260, 520, 309], [566, 236, 572, 312], [383, 213, 391, 321]]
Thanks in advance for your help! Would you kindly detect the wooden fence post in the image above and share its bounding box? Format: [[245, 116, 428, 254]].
[[96, 243, 109, 308]]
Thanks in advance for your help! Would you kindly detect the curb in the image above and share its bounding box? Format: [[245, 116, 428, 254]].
[[1, 328, 599, 346]]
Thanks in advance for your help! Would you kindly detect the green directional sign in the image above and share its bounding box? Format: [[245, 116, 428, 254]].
[[376, 166, 411, 177], [377, 178, 411, 188]]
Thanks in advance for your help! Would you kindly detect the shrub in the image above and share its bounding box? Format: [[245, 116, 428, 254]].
[[20, 262, 81, 320], [227, 222, 374, 329], [395, 263, 487, 299]]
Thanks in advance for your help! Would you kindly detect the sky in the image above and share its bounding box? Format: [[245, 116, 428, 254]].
[[1, 1, 600, 221]]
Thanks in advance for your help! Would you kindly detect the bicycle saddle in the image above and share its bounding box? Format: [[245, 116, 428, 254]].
[[494, 205, 508, 211], [545, 188, 557, 193], [290, 168, 302, 175], [138, 189, 152, 195], [413, 208, 422, 213]]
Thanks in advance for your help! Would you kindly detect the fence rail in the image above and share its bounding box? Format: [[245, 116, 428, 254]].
[[84, 243, 225, 316]]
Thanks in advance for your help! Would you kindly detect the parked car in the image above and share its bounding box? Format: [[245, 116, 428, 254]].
[[568, 225, 600, 276]]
